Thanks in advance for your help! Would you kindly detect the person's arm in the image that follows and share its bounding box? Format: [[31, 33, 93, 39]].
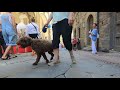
[[45, 12, 53, 26], [16, 25, 20, 37], [68, 12, 75, 26], [25, 25, 29, 37], [36, 24, 40, 36], [91, 30, 97, 36]]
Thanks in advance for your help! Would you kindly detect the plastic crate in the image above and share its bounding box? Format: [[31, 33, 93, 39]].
[[18, 45, 25, 53], [13, 46, 17, 54], [25, 46, 32, 52]]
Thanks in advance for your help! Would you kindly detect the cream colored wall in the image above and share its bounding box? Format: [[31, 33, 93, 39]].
[[12, 12, 52, 40]]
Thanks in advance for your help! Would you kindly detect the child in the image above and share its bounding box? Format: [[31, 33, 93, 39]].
[[89, 23, 98, 54]]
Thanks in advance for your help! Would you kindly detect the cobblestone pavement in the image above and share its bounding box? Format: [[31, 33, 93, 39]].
[[0, 49, 120, 78], [82, 50, 120, 65]]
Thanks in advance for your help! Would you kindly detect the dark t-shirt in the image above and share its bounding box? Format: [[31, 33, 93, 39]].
[[0, 24, 3, 39], [0, 32, 3, 38], [0, 32, 5, 45], [0, 24, 5, 44]]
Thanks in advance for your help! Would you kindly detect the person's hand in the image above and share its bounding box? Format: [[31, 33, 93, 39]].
[[44, 23, 49, 27], [91, 33, 94, 36], [68, 12, 75, 26], [0, 29, 2, 32], [89, 31, 91, 34]]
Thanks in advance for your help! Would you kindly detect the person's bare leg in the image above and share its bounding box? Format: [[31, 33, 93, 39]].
[[55, 48, 59, 60], [10, 46, 17, 58], [25, 48, 27, 54], [55, 49, 60, 63], [31, 50, 36, 56], [48, 48, 59, 66], [69, 50, 76, 64], [2, 46, 12, 59], [2, 44, 10, 57], [11, 46, 14, 54], [16, 45, 19, 54]]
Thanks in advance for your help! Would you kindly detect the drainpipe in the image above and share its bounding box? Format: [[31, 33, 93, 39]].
[[97, 12, 99, 51]]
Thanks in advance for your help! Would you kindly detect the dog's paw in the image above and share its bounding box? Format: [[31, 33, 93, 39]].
[[33, 63, 38, 65]]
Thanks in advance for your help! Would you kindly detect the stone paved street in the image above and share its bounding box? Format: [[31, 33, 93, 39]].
[[0, 49, 120, 78]]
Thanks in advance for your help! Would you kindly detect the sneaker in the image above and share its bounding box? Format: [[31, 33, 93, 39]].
[[56, 60, 61, 64], [48, 60, 60, 66], [92, 52, 97, 54], [48, 61, 56, 66], [10, 54, 17, 58], [71, 56, 76, 64], [72, 60, 76, 64]]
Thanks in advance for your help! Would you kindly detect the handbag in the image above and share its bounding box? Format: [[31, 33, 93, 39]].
[[30, 23, 39, 38], [31, 23, 37, 32]]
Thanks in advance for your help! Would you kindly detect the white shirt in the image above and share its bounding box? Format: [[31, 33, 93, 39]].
[[26, 22, 40, 36], [17, 22, 27, 34]]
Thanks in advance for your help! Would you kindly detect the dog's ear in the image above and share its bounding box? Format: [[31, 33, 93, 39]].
[[17, 37, 25, 44], [28, 38, 33, 44], [17, 38, 23, 45], [26, 37, 32, 45], [24, 37, 28, 41]]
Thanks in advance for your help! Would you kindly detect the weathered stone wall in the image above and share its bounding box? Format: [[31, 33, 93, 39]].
[[73, 12, 120, 51], [99, 12, 120, 51], [99, 12, 111, 50], [73, 12, 97, 48]]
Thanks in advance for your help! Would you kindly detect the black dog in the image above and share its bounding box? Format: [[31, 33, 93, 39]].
[[17, 37, 54, 65]]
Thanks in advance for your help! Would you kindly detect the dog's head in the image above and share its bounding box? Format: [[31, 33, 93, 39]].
[[17, 37, 33, 48]]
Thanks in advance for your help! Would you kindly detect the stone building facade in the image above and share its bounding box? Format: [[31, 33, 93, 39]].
[[73, 12, 97, 48], [1, 12, 120, 51], [99, 12, 120, 51], [73, 12, 120, 52]]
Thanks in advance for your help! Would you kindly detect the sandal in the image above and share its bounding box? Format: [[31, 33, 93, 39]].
[[11, 55, 17, 58], [1, 56, 11, 60]]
